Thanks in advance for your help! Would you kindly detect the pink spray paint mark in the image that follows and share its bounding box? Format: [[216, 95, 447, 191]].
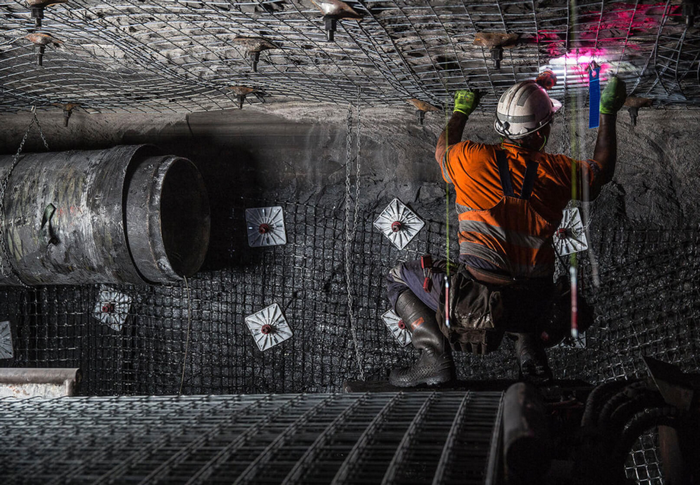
[[536, 3, 681, 59]]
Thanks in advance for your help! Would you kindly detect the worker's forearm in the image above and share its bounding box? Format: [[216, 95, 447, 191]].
[[592, 113, 617, 185], [438, 112, 468, 148]]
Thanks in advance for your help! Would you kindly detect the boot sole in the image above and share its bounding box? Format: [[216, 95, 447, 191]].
[[389, 370, 455, 388]]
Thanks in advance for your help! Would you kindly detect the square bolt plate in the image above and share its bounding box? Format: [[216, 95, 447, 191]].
[[245, 303, 293, 351], [554, 208, 588, 256], [381, 309, 412, 347], [246, 206, 287, 247], [374, 198, 424, 250], [0, 320, 13, 359], [93, 285, 131, 332]]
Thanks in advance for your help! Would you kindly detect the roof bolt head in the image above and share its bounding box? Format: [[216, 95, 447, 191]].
[[324, 16, 337, 42], [556, 228, 571, 239], [490, 46, 503, 69], [261, 324, 273, 335], [391, 221, 402, 233]]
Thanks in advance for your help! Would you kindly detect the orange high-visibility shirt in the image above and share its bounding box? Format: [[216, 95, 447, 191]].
[[436, 140, 599, 277]]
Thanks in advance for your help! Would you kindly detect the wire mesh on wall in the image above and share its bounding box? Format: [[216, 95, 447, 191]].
[[1, 0, 699, 115], [0, 193, 699, 395]]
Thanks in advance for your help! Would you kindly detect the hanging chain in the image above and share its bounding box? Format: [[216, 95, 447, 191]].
[[354, 101, 361, 248], [179, 276, 192, 395], [0, 107, 49, 287], [34, 107, 51, 152], [345, 102, 364, 381]]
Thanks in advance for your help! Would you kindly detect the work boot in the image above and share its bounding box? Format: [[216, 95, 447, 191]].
[[389, 291, 456, 387], [515, 333, 553, 385]]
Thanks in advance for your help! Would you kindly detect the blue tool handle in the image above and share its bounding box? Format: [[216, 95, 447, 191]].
[[589, 66, 601, 129]]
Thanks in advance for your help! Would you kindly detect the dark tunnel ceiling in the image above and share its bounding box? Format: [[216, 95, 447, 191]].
[[1, 0, 699, 115]]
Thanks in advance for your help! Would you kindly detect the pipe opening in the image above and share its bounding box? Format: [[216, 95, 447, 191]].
[[159, 158, 210, 278]]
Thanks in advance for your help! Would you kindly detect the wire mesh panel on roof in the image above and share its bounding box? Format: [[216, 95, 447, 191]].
[[0, 392, 504, 484], [1, 0, 699, 114]]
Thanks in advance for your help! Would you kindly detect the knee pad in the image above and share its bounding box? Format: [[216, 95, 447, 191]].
[[388, 262, 407, 286], [386, 263, 409, 310]]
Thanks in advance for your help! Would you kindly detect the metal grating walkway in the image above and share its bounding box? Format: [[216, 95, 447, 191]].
[[0, 391, 503, 484]]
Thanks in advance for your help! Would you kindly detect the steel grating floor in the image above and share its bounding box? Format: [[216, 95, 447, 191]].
[[0, 391, 503, 484]]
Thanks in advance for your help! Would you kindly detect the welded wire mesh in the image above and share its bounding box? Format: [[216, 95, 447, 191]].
[[0, 391, 503, 484], [1, 0, 698, 114], [0, 192, 699, 395], [624, 428, 665, 485], [549, 226, 700, 382]]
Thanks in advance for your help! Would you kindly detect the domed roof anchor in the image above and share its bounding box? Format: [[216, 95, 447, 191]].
[[25, 32, 63, 66], [228, 86, 263, 109], [474, 32, 520, 70], [27, 0, 66, 28], [54, 103, 79, 126], [233, 37, 278, 72], [311, 0, 362, 42], [624, 97, 652, 127], [407, 99, 439, 126]]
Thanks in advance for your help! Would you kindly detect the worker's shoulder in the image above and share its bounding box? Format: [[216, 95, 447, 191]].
[[461, 139, 494, 149], [539, 150, 578, 167], [452, 139, 498, 155]]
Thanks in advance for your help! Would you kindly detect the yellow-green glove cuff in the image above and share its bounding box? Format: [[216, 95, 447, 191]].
[[600, 76, 627, 115], [454, 90, 477, 116]]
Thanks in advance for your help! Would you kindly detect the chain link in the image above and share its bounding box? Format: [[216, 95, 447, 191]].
[[345, 103, 364, 381], [0, 107, 50, 287], [33, 107, 51, 151], [179, 275, 192, 395]]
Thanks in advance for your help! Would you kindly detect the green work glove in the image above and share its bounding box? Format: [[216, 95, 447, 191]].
[[454, 90, 478, 116], [600, 76, 627, 115]]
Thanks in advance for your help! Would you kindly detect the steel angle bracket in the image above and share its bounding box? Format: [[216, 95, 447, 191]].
[[381, 309, 411, 347], [374, 198, 424, 250], [553, 208, 588, 256], [246, 206, 287, 247], [0, 320, 13, 359], [93, 285, 131, 332], [245, 303, 293, 351]]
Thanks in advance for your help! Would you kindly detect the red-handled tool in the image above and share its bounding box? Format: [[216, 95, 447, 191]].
[[421, 255, 432, 293]]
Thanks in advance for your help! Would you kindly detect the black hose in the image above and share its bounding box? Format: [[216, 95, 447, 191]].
[[608, 390, 667, 432], [598, 380, 649, 426], [581, 378, 640, 427]]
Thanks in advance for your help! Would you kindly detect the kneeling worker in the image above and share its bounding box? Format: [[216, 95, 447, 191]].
[[386, 76, 627, 386]]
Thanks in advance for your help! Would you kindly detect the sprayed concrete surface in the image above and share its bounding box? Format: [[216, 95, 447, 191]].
[[2, 103, 699, 227]]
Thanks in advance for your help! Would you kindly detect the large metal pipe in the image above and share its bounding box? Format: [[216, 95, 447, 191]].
[[503, 382, 551, 482], [0, 145, 209, 285]]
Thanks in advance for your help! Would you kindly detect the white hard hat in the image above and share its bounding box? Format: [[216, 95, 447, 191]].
[[494, 81, 561, 140]]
